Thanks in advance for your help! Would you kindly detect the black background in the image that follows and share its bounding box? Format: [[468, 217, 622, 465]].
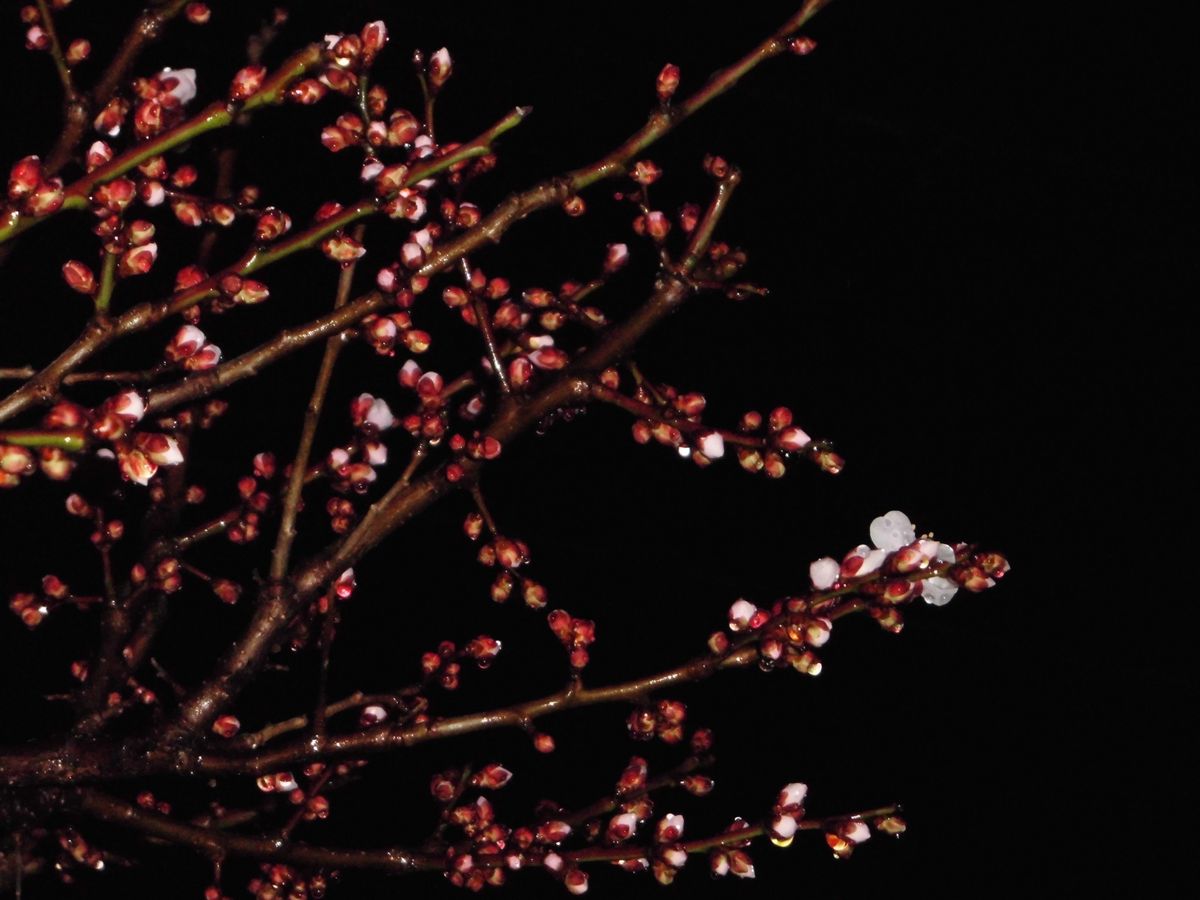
[[0, 0, 1191, 896]]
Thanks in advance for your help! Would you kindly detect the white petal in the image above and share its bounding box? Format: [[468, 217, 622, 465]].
[[857, 548, 888, 576], [921, 576, 959, 607], [870, 510, 916, 551], [809, 557, 839, 590], [698, 432, 725, 460], [780, 782, 808, 807]]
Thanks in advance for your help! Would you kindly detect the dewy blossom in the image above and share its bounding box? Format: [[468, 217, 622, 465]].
[[868, 510, 959, 606]]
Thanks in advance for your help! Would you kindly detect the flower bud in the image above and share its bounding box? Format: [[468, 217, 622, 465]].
[[656, 63, 680, 102], [229, 65, 266, 101], [428, 47, 453, 88], [61, 260, 95, 294]]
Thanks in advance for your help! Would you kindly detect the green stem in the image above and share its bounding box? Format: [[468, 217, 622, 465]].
[[92, 250, 117, 315], [34, 0, 76, 101], [0, 429, 85, 451]]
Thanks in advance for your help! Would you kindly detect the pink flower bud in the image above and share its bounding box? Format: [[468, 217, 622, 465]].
[[117, 449, 157, 485], [428, 47, 453, 88], [604, 242, 629, 273], [387, 109, 421, 146], [840, 820, 871, 844], [111, 390, 146, 422], [255, 207, 292, 242], [563, 869, 588, 895], [182, 344, 222, 371], [211, 715, 240, 738], [399, 242, 424, 269], [165, 324, 206, 361], [334, 568, 356, 600], [656, 63, 680, 102], [790, 36, 818, 55], [776, 426, 811, 451], [771, 814, 798, 841], [529, 348, 569, 370], [119, 242, 158, 277], [643, 210, 671, 240], [141, 180, 165, 206], [475, 763, 513, 789], [288, 78, 327, 105], [133, 99, 164, 137], [127, 219, 156, 245], [537, 821, 572, 844], [65, 38, 90, 65], [804, 617, 832, 647], [322, 232, 366, 262], [361, 20, 388, 55], [7, 156, 41, 201], [185, 3, 211, 24], [229, 65, 266, 101], [630, 159, 662, 185], [94, 97, 127, 137], [25, 25, 50, 51], [212, 579, 240, 604], [656, 814, 685, 843], [234, 280, 269, 304], [727, 598, 758, 631], [61, 260, 95, 294], [26, 178, 64, 216], [137, 434, 184, 466], [0, 445, 34, 476], [779, 782, 808, 808]]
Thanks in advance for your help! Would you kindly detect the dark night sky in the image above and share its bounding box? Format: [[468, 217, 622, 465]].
[[0, 1, 1191, 896]]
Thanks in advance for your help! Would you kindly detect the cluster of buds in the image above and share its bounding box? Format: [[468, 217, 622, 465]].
[[547, 609, 596, 669], [621, 377, 730, 466], [247, 863, 326, 900], [514, 281, 608, 335], [113, 433, 184, 487], [396, 360, 450, 443], [734, 406, 841, 478], [489, 568, 547, 610], [223, 454, 275, 543], [164, 324, 221, 371], [130, 66, 198, 139], [8, 574, 87, 628], [811, 510, 1011, 631], [462, 512, 549, 608], [475, 534, 529, 571], [443, 793, 511, 891], [824, 818, 873, 859], [768, 782, 807, 846], [421, 640, 465, 690], [359, 311, 430, 356], [7, 155, 64, 217], [626, 699, 687, 744], [135, 790, 172, 816], [717, 596, 831, 676], [708, 819, 757, 879]]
